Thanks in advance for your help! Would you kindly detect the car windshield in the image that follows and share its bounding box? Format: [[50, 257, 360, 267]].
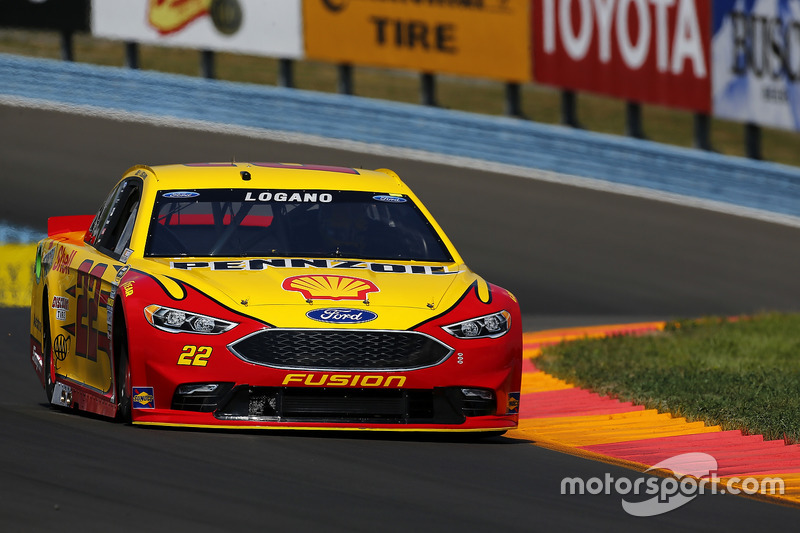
[[145, 189, 454, 262]]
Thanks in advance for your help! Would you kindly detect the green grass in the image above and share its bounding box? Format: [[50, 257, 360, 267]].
[[537, 314, 800, 443], [2, 29, 800, 167]]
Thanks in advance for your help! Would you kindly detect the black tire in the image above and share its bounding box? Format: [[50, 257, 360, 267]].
[[116, 332, 132, 423], [42, 307, 55, 404]]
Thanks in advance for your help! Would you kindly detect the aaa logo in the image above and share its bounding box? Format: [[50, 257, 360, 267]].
[[282, 275, 379, 301]]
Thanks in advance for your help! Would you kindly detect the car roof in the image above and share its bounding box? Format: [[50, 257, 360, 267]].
[[127, 163, 408, 193]]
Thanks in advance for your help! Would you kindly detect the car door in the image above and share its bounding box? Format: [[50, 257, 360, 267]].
[[77, 177, 142, 394]]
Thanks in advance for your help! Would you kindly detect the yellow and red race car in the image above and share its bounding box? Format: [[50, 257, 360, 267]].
[[30, 163, 522, 433]]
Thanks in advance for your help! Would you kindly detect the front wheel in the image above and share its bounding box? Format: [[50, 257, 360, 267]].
[[116, 334, 132, 423]]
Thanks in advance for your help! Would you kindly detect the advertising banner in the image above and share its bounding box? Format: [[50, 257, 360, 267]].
[[0, 0, 90, 31], [712, 0, 800, 131], [92, 0, 303, 58], [303, 0, 530, 82], [533, 0, 712, 113]]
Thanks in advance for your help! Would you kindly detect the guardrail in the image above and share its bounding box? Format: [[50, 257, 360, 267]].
[[2, 53, 800, 221]]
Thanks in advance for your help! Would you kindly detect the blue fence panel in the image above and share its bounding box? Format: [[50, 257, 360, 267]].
[[2, 53, 800, 218]]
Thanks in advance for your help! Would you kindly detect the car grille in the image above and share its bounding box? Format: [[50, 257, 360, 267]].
[[228, 329, 453, 370], [212, 386, 496, 424]]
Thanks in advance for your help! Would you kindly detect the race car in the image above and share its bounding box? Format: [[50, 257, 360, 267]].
[[29, 162, 522, 433]]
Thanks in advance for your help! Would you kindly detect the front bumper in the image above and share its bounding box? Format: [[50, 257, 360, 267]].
[[132, 382, 518, 431], [124, 279, 522, 431]]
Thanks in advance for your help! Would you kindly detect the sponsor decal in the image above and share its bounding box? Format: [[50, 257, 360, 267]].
[[243, 191, 333, 203], [171, 258, 461, 275], [306, 308, 378, 324], [163, 191, 200, 198], [53, 334, 70, 362], [52, 296, 69, 321], [122, 281, 135, 297], [106, 290, 115, 340], [132, 387, 155, 409], [373, 194, 407, 203], [32, 316, 42, 334], [52, 247, 76, 275], [507, 392, 520, 414], [114, 264, 130, 284], [31, 345, 42, 370], [282, 373, 407, 387], [120, 248, 134, 263], [41, 245, 55, 278], [283, 275, 379, 301]]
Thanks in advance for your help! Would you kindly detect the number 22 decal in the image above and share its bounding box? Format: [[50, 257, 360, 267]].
[[76, 260, 109, 362], [178, 346, 212, 366]]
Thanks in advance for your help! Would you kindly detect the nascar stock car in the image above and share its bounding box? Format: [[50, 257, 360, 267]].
[[30, 162, 522, 433]]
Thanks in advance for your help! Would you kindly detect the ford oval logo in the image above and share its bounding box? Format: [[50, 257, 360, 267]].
[[306, 308, 378, 324], [373, 195, 406, 203], [163, 191, 200, 198]]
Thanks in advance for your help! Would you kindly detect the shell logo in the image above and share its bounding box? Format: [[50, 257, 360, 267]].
[[282, 275, 379, 301], [148, 0, 210, 35]]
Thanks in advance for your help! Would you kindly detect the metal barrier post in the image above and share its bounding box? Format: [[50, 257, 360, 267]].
[[124, 42, 139, 70], [693, 113, 713, 151], [338, 64, 353, 95], [420, 73, 437, 106], [745, 123, 762, 160], [60, 30, 74, 61], [504, 82, 522, 118], [200, 50, 215, 79], [278, 59, 294, 88], [625, 101, 645, 139], [561, 90, 580, 128]]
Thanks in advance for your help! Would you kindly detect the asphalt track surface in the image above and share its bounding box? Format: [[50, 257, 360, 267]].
[[2, 104, 799, 531]]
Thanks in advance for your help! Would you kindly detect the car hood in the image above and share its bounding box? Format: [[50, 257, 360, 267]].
[[139, 258, 480, 328]]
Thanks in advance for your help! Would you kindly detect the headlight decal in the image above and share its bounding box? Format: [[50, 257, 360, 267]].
[[442, 310, 511, 339], [144, 304, 238, 334]]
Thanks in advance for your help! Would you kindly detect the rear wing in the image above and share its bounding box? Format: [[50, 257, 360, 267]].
[[47, 215, 95, 237]]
